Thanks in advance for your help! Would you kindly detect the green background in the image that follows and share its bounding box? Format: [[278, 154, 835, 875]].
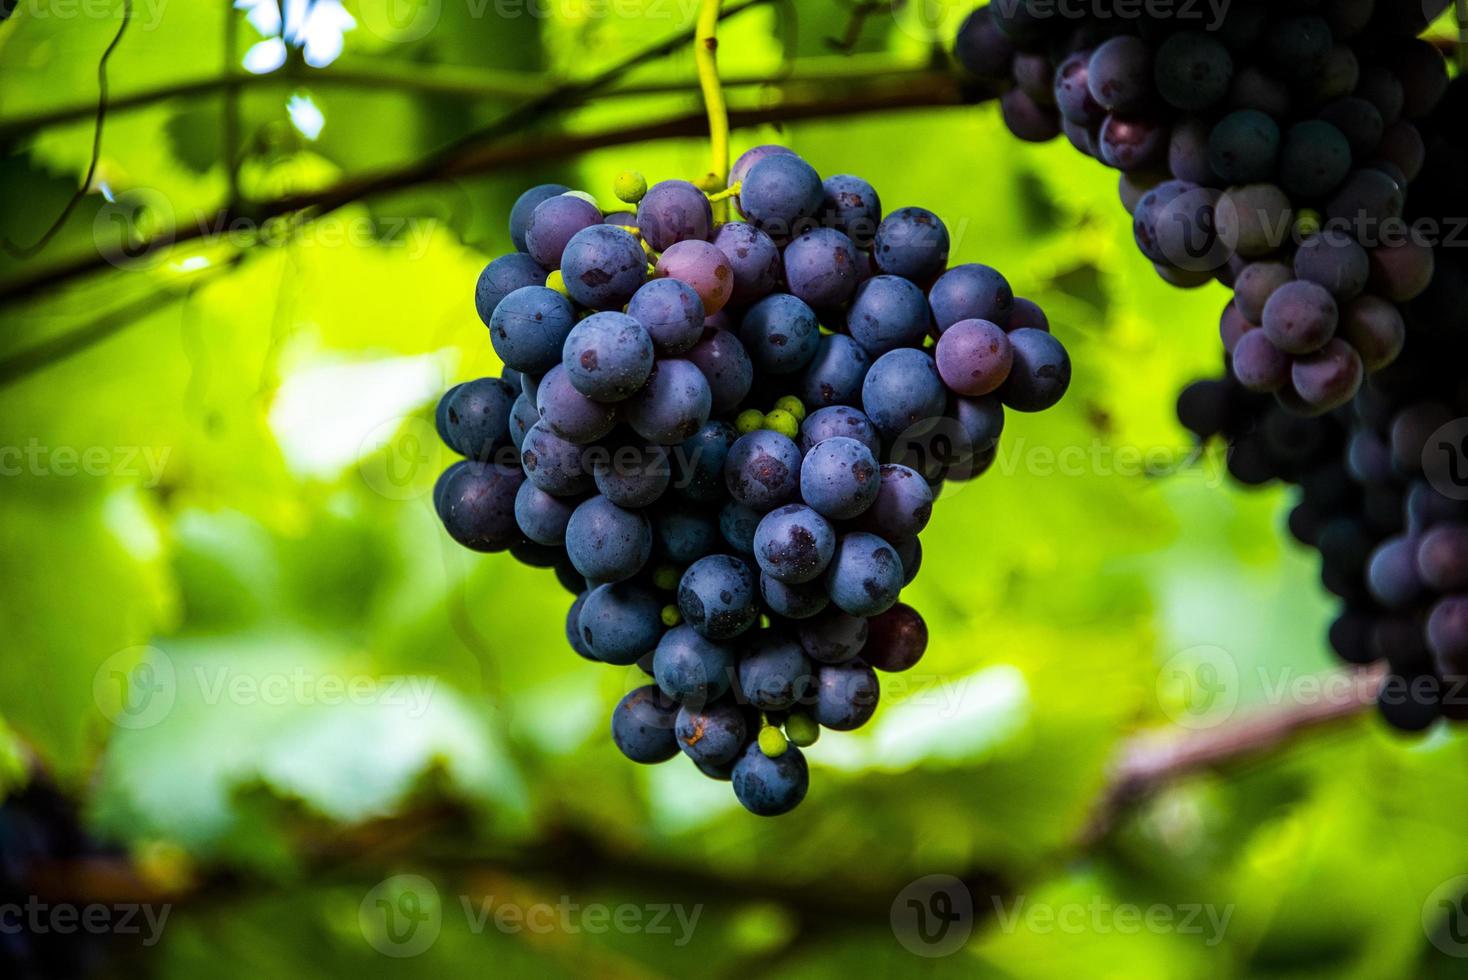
[[1, 1, 1467, 976]]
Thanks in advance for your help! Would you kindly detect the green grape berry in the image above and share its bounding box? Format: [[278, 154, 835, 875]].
[[736, 409, 765, 435], [1295, 207, 1322, 239], [614, 170, 648, 204], [546, 269, 570, 297], [660, 604, 682, 627], [563, 190, 601, 211], [784, 712, 820, 748], [763, 409, 800, 439], [772, 396, 806, 423], [652, 564, 681, 590], [758, 725, 789, 757]]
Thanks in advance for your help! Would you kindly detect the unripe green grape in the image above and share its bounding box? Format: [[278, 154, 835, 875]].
[[784, 712, 820, 747], [758, 725, 788, 757], [763, 409, 800, 439], [735, 409, 765, 435], [773, 395, 807, 423], [615, 171, 648, 204]]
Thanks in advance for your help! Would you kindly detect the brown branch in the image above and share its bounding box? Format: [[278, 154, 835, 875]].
[[0, 70, 968, 308], [19, 665, 1382, 933]]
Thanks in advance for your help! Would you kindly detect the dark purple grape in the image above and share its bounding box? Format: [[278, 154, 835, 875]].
[[810, 660, 880, 731], [847, 274, 930, 356], [593, 442, 670, 509], [796, 609, 868, 665], [562, 311, 654, 402], [1291, 338, 1363, 411], [1262, 279, 1338, 354], [627, 278, 705, 355], [731, 741, 808, 816], [1356, 65, 1405, 124], [1339, 294, 1405, 372], [1215, 183, 1293, 258], [862, 348, 947, 440], [611, 686, 679, 763], [1262, 16, 1333, 83], [729, 144, 796, 191], [863, 604, 927, 672], [566, 592, 595, 658], [1228, 65, 1292, 118], [800, 436, 881, 521], [859, 463, 934, 540], [1378, 119, 1425, 182], [637, 179, 712, 251], [625, 359, 712, 445], [675, 700, 747, 767], [783, 228, 861, 309], [1367, 535, 1425, 609], [935, 318, 1012, 396], [1368, 239, 1435, 302], [825, 532, 903, 617], [738, 154, 824, 240], [684, 326, 753, 414], [653, 625, 735, 706], [513, 478, 576, 547], [560, 224, 648, 311], [1168, 116, 1219, 185], [800, 405, 881, 457], [436, 461, 524, 553], [754, 504, 836, 585], [440, 377, 515, 460], [509, 183, 570, 252], [873, 207, 950, 281], [1209, 110, 1280, 183], [526, 194, 601, 269], [1278, 120, 1352, 199], [1390, 37, 1449, 118], [725, 429, 802, 513], [738, 634, 814, 711], [1235, 261, 1293, 322], [565, 495, 653, 582], [1087, 35, 1153, 113], [678, 554, 757, 640], [1008, 297, 1049, 332], [760, 573, 830, 619], [819, 174, 882, 247], [953, 6, 1014, 79], [475, 253, 547, 326], [536, 364, 618, 445], [1293, 232, 1369, 300], [998, 328, 1071, 412], [1000, 87, 1062, 143], [1325, 168, 1404, 228], [1099, 115, 1168, 171], [672, 421, 735, 504], [799, 333, 870, 409], [1055, 50, 1105, 125], [929, 263, 1014, 333], [1154, 31, 1233, 111], [581, 583, 663, 665], [1317, 97, 1385, 158], [521, 420, 592, 497], [719, 501, 760, 555], [951, 395, 1005, 456], [712, 221, 782, 306], [1232, 330, 1291, 393], [739, 293, 820, 374], [508, 393, 539, 451], [654, 504, 718, 564], [1418, 525, 1468, 592], [488, 285, 576, 375]]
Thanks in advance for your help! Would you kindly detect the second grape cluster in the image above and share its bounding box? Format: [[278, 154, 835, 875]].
[[433, 146, 1071, 815]]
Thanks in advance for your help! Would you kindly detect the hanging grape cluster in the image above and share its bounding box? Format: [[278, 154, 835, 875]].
[[434, 147, 1071, 813]]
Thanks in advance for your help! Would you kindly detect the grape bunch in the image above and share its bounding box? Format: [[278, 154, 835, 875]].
[[1176, 73, 1468, 731], [434, 147, 1071, 814], [954, 0, 1455, 415]]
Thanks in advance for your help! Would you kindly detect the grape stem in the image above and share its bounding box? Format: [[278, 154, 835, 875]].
[[694, 0, 732, 217], [705, 182, 742, 203]]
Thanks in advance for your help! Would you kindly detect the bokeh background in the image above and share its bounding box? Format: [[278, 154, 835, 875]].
[[2, 1, 1467, 976]]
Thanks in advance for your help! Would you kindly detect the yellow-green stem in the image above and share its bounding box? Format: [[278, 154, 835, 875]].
[[694, 0, 730, 219], [1458, 0, 1467, 72]]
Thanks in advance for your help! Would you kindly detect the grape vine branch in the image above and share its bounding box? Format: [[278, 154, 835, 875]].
[[16, 665, 1384, 938]]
